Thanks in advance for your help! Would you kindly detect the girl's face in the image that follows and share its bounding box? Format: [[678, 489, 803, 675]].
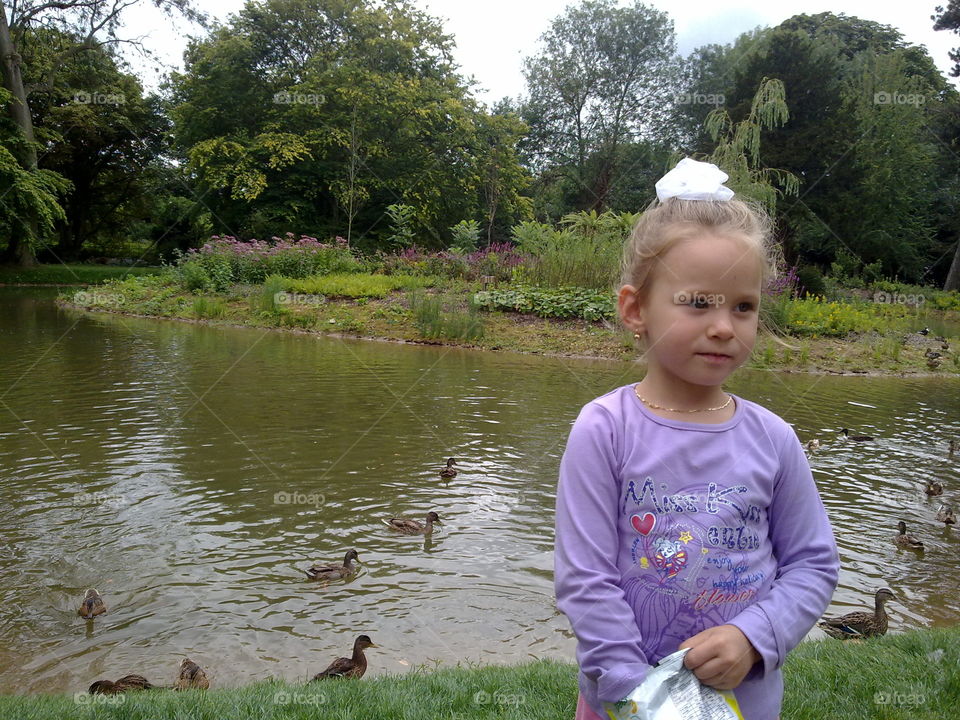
[[619, 232, 763, 392]]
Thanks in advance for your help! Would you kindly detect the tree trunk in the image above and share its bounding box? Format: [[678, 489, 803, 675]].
[[0, 4, 39, 266], [944, 238, 960, 292]]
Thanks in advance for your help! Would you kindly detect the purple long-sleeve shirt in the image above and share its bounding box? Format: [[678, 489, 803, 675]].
[[555, 385, 839, 720]]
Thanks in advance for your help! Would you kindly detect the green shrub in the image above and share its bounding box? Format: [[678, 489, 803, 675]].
[[796, 265, 826, 297], [192, 296, 227, 318], [386, 204, 417, 248], [473, 284, 615, 321], [449, 219, 481, 252], [409, 291, 484, 340]]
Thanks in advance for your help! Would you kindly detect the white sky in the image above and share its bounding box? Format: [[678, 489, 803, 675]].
[[120, 0, 960, 99]]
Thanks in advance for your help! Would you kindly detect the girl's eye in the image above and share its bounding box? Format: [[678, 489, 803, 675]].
[[735, 302, 755, 312], [691, 299, 710, 309]]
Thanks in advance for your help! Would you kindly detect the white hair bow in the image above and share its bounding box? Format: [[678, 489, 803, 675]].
[[655, 157, 734, 202]]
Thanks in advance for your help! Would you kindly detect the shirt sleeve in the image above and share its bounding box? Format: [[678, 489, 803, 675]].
[[727, 425, 840, 675], [554, 401, 650, 703]]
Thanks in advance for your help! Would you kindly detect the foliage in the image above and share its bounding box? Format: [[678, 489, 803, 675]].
[[409, 291, 484, 340], [449, 220, 481, 252], [933, 1, 960, 77], [378, 242, 527, 282], [172, 234, 361, 289], [520, 0, 682, 210], [0, 263, 160, 285], [385, 204, 417, 249], [510, 210, 634, 289], [474, 284, 615, 321], [168, 0, 530, 248], [795, 266, 827, 297], [282, 273, 437, 298]]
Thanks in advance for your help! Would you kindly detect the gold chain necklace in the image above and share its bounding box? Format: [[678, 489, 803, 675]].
[[634, 384, 732, 413]]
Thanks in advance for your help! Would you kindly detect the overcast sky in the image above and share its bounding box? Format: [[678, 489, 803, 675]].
[[121, 0, 960, 99]]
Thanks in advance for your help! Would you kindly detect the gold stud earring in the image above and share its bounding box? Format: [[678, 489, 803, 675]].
[[633, 332, 641, 340]]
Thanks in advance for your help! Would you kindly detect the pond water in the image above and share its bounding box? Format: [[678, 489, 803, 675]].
[[0, 287, 958, 694]]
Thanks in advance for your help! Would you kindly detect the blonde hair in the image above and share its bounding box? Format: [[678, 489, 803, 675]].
[[620, 197, 779, 298]]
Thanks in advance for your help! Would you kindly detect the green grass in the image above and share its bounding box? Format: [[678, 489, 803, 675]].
[[283, 272, 439, 298], [0, 264, 162, 285], [1, 628, 957, 719]]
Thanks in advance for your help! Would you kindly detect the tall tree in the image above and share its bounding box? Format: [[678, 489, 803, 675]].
[[521, 0, 682, 213], [0, 0, 204, 265]]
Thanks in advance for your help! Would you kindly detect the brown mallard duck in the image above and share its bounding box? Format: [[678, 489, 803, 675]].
[[894, 520, 924, 551], [805, 439, 820, 452], [840, 428, 874, 442], [174, 658, 209, 690], [78, 588, 106, 619], [439, 457, 458, 479], [925, 480, 944, 497], [818, 588, 895, 639], [312, 634, 378, 680], [382, 511, 441, 535], [949, 439, 958, 457], [302, 549, 360, 581], [936, 504, 956, 526], [89, 674, 155, 694], [927, 356, 942, 370]]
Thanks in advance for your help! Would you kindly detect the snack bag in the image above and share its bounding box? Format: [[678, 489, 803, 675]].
[[602, 649, 744, 720]]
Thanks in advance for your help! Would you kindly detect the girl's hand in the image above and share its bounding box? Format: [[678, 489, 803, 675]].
[[678, 624, 761, 690]]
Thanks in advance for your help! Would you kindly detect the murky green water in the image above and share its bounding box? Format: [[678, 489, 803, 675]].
[[1, 287, 958, 694]]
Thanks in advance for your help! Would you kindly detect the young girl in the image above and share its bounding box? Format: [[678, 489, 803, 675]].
[[554, 159, 839, 720]]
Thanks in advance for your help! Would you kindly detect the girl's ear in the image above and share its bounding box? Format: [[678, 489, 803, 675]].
[[618, 284, 645, 335]]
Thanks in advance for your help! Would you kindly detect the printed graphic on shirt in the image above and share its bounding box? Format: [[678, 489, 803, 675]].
[[621, 474, 771, 649]]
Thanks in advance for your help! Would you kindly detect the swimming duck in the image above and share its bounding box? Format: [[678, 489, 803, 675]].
[[312, 635, 377, 679], [805, 439, 820, 451], [174, 658, 209, 690], [78, 588, 106, 619], [382, 511, 441, 535], [439, 457, 458, 479], [89, 675, 155, 694], [302, 549, 360, 581], [936, 504, 956, 526], [840, 428, 874, 442], [818, 588, 895, 639], [925, 480, 944, 497], [950, 439, 958, 457], [894, 520, 924, 551]]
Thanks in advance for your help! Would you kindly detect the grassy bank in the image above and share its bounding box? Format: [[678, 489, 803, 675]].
[[1, 627, 957, 719], [57, 272, 960, 376], [0, 263, 162, 285]]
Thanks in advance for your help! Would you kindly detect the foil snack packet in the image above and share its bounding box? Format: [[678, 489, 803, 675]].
[[602, 648, 744, 720]]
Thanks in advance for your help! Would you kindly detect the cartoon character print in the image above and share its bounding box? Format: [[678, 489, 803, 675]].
[[651, 536, 687, 581]]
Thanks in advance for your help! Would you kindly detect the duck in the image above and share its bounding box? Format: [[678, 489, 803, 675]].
[[302, 549, 360, 581], [924, 348, 941, 359], [382, 511, 441, 535], [805, 439, 820, 451], [840, 428, 874, 442], [918, 328, 930, 336], [950, 439, 958, 457], [927, 357, 942, 370], [925, 480, 944, 497], [78, 588, 106, 619], [89, 674, 155, 694], [439, 457, 458, 479], [894, 520, 924, 551], [174, 658, 209, 690], [936, 504, 956, 526], [818, 588, 895, 639], [312, 634, 377, 679]]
